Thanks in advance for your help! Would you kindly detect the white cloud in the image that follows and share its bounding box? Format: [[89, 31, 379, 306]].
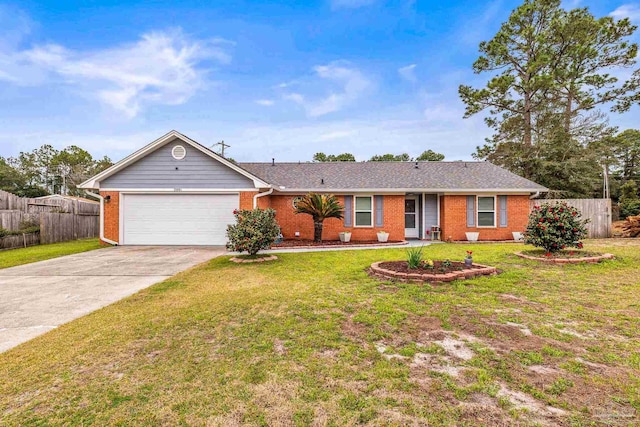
[[331, 0, 376, 9], [398, 64, 417, 83], [255, 99, 275, 106], [226, 115, 489, 162], [0, 28, 232, 118], [423, 104, 463, 124], [610, 4, 640, 21], [315, 130, 356, 141], [283, 61, 372, 117]]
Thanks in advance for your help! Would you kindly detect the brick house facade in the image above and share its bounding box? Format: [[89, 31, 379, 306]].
[[81, 131, 547, 246]]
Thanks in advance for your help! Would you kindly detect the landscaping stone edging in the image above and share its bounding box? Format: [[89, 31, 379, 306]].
[[514, 252, 614, 264], [370, 261, 498, 283], [230, 255, 278, 264]]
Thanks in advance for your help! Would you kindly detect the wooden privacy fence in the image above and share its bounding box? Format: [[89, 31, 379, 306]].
[[0, 189, 100, 248], [0, 233, 40, 250], [0, 211, 39, 230], [530, 199, 612, 239], [39, 213, 99, 244], [0, 189, 99, 215]]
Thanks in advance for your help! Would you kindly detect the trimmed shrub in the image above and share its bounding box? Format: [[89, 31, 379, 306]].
[[226, 208, 280, 256], [524, 202, 588, 253]]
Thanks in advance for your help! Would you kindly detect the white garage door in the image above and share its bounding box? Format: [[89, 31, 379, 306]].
[[122, 194, 238, 245]]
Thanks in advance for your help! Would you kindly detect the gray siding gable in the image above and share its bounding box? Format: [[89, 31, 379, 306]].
[[101, 139, 255, 189]]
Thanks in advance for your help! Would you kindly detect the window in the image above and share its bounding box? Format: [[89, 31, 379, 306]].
[[171, 145, 186, 160], [477, 196, 496, 227], [354, 196, 373, 227]]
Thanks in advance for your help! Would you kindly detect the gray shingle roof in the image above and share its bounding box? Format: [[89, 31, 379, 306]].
[[239, 161, 547, 192]]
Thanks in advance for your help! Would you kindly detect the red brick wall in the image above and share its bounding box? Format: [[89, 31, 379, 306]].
[[101, 191, 119, 245], [239, 191, 255, 210], [267, 194, 405, 241], [440, 195, 530, 241]]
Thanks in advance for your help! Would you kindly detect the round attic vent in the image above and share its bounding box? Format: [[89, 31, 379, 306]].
[[171, 145, 186, 160]]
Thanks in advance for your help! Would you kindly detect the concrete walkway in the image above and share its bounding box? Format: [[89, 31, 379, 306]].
[[250, 239, 442, 254], [0, 246, 224, 353]]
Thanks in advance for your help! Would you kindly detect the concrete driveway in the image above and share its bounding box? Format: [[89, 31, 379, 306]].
[[0, 246, 225, 353]]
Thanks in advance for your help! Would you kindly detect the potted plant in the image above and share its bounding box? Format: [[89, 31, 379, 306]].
[[465, 231, 479, 242], [464, 250, 473, 267], [377, 230, 389, 243], [339, 231, 352, 243]]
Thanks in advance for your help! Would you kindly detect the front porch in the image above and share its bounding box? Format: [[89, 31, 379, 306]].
[[404, 193, 440, 240]]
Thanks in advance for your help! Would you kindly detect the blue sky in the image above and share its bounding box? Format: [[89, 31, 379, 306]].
[[1, 0, 639, 163]]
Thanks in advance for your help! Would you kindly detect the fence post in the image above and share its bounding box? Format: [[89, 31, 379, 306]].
[[39, 213, 44, 244]]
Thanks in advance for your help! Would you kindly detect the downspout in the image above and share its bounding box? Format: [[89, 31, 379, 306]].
[[253, 187, 274, 209], [529, 191, 540, 200], [84, 190, 118, 246]]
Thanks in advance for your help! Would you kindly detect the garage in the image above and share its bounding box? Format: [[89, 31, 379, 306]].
[[121, 193, 238, 245]]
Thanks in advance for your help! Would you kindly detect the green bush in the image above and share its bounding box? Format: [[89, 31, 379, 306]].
[[620, 200, 640, 219], [619, 180, 640, 219], [226, 208, 281, 256], [524, 202, 588, 253]]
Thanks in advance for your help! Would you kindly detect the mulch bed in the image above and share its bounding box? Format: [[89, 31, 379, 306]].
[[378, 260, 480, 274], [230, 255, 278, 264], [272, 239, 406, 248], [515, 250, 614, 264], [371, 260, 498, 283]]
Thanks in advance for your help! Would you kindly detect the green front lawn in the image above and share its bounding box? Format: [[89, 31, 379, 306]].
[[1, 241, 639, 425], [0, 238, 102, 269]]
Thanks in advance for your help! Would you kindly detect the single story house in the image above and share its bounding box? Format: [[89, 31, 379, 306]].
[[79, 130, 547, 245]]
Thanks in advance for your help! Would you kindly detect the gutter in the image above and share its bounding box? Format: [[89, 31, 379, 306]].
[[84, 190, 118, 246], [253, 187, 273, 208]]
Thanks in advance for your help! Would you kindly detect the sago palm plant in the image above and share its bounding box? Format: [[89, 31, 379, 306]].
[[294, 193, 344, 242]]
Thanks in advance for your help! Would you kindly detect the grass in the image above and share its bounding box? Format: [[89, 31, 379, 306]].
[[0, 238, 102, 269], [1, 240, 639, 425]]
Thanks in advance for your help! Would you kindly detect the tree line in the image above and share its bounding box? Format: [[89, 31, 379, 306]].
[[0, 145, 112, 198], [312, 149, 445, 162]]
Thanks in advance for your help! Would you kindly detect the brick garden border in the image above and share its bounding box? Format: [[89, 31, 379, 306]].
[[515, 252, 614, 264], [230, 255, 278, 264], [370, 261, 498, 283]]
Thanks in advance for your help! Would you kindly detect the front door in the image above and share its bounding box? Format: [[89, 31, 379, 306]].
[[404, 196, 419, 238]]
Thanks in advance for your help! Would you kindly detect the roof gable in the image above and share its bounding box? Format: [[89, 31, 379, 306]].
[[79, 131, 269, 189]]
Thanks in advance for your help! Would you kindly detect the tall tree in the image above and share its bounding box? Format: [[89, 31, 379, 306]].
[[613, 129, 640, 182], [461, 0, 639, 197], [550, 8, 638, 132], [459, 0, 560, 152]]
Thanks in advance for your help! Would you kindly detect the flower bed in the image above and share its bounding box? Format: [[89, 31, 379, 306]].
[[230, 255, 278, 264], [272, 239, 407, 249], [515, 250, 614, 264], [370, 260, 497, 283]]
